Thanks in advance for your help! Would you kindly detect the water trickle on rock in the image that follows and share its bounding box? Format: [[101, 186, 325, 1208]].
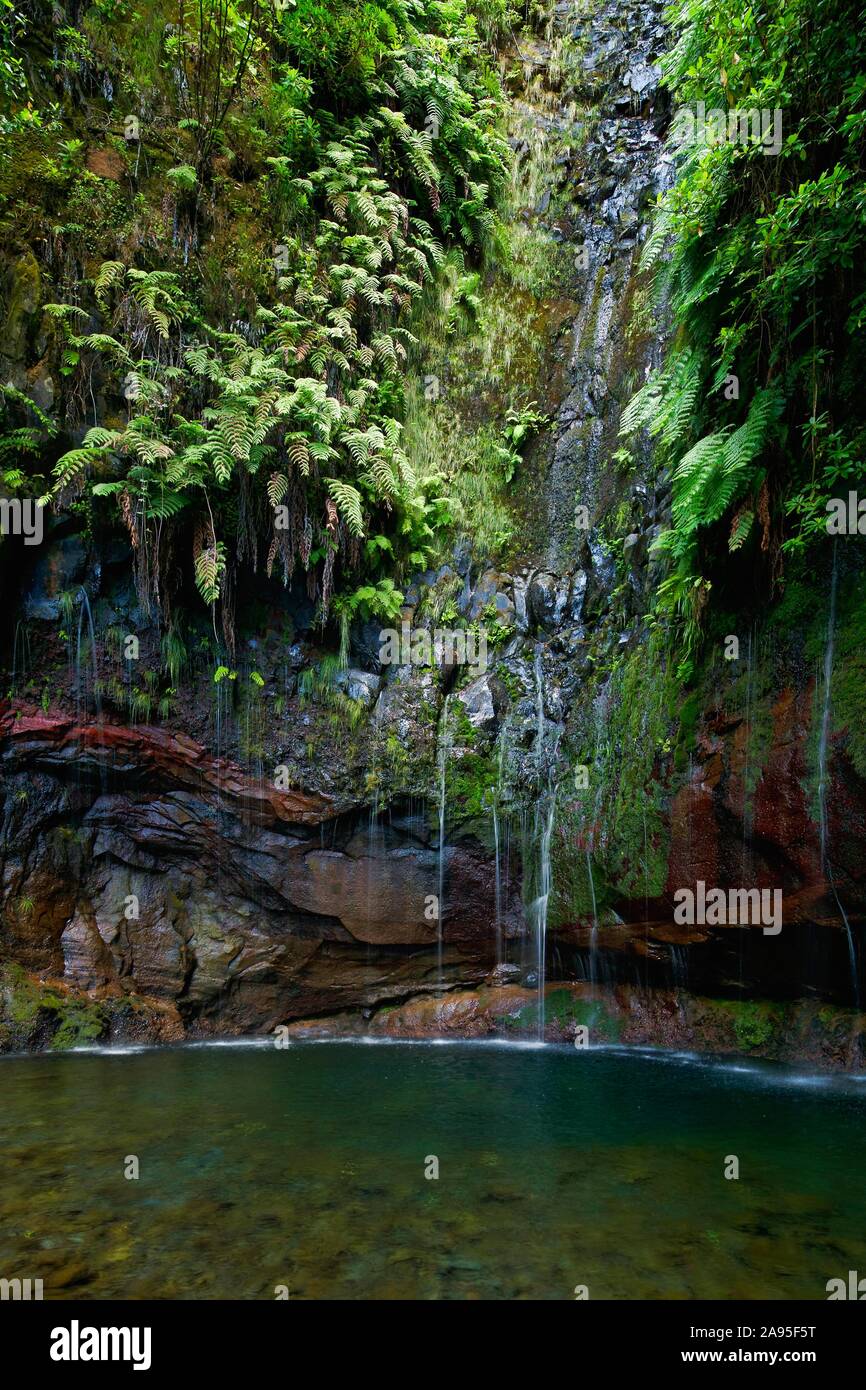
[[817, 541, 859, 1006], [437, 693, 452, 991]]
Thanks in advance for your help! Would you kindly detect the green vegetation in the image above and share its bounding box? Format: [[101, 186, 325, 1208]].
[[552, 632, 681, 921], [499, 988, 624, 1041], [718, 999, 780, 1052], [0, 0, 510, 639], [622, 0, 866, 673], [0, 962, 107, 1049]]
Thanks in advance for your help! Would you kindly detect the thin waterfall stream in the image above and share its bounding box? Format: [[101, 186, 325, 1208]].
[[437, 693, 451, 991], [817, 542, 859, 1005], [75, 587, 100, 721]]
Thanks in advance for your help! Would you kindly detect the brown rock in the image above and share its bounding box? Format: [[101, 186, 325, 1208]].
[[86, 147, 126, 180]]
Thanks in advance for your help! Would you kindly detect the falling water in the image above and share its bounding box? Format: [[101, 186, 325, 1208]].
[[583, 678, 609, 990], [586, 847, 599, 985], [670, 944, 688, 991], [436, 694, 451, 991], [364, 784, 383, 991], [11, 620, 31, 694], [75, 588, 100, 720], [817, 548, 838, 867], [492, 716, 511, 965], [816, 543, 859, 1005], [523, 647, 560, 1039], [493, 801, 502, 963], [527, 789, 557, 1041]]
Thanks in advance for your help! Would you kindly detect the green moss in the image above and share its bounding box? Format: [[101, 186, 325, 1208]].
[[0, 962, 107, 1050], [500, 989, 623, 1041], [829, 572, 866, 780], [495, 661, 524, 701], [719, 1000, 780, 1051], [767, 577, 824, 656], [450, 750, 498, 820], [553, 634, 679, 922], [2, 962, 42, 1027], [674, 691, 700, 773], [49, 1000, 107, 1051]]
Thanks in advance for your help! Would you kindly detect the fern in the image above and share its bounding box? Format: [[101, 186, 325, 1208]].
[[326, 478, 365, 537]]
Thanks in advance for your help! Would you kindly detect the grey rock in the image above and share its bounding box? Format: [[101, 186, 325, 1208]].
[[527, 571, 571, 630], [456, 673, 498, 734], [345, 669, 380, 706]]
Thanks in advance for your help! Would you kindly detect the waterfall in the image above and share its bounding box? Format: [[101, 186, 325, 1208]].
[[817, 546, 837, 867], [492, 715, 512, 965], [11, 620, 31, 694], [527, 788, 557, 1041], [670, 944, 688, 991], [523, 646, 560, 1039], [493, 801, 502, 964], [586, 847, 599, 986], [816, 543, 859, 1005], [436, 694, 451, 991], [365, 785, 382, 990], [75, 588, 100, 720]]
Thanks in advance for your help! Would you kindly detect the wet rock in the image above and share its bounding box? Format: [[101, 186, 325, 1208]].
[[0, 701, 528, 1041], [26, 358, 54, 412], [0, 710, 334, 827], [24, 534, 88, 620], [337, 669, 380, 706], [348, 620, 384, 672], [1, 251, 42, 377], [624, 63, 660, 97], [527, 571, 571, 630], [623, 531, 645, 567], [463, 569, 516, 630], [486, 962, 522, 987], [455, 672, 506, 735], [61, 915, 113, 989]]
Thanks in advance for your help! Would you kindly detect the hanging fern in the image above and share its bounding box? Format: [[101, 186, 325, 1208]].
[[326, 478, 365, 537]]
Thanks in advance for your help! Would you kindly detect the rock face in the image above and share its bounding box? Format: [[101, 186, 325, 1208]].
[[0, 708, 522, 1039], [1, 0, 865, 1057]]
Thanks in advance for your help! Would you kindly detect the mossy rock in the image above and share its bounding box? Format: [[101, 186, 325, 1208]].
[[0, 962, 107, 1051], [717, 999, 781, 1051], [500, 988, 623, 1042]]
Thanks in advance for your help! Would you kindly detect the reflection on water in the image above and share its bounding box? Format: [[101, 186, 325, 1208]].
[[1, 1041, 865, 1300]]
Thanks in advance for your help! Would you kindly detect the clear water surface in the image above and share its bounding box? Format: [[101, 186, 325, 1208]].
[[2, 1040, 864, 1299]]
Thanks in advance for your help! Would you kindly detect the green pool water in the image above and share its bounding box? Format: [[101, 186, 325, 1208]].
[[1, 1040, 865, 1300]]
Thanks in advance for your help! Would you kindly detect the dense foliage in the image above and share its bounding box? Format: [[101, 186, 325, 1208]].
[[621, 0, 866, 669], [0, 0, 509, 641]]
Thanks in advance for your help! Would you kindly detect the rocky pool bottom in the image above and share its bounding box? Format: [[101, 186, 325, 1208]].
[[2, 1040, 865, 1300]]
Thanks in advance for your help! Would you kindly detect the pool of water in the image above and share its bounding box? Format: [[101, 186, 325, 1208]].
[[2, 1040, 865, 1299]]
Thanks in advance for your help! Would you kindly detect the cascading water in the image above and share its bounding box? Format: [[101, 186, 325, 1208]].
[[586, 847, 599, 985], [817, 542, 859, 1005], [75, 587, 100, 721], [522, 646, 561, 1039], [530, 790, 558, 1039], [487, 0, 672, 1014], [436, 693, 451, 991], [10, 619, 31, 694], [493, 801, 502, 963]]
